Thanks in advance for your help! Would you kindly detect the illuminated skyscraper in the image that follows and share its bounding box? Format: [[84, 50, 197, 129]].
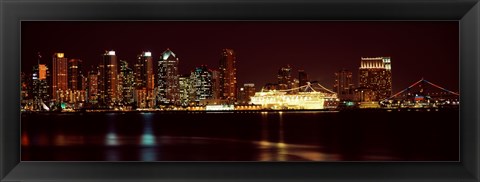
[[98, 50, 119, 106], [120, 60, 135, 104], [219, 48, 237, 102], [32, 64, 50, 106], [190, 65, 213, 102], [68, 59, 83, 90], [358, 57, 392, 101], [334, 69, 354, 100], [237, 83, 256, 105], [134, 51, 155, 107], [87, 68, 98, 103], [179, 75, 193, 106], [52, 53, 68, 102], [278, 65, 294, 93], [157, 49, 180, 105]]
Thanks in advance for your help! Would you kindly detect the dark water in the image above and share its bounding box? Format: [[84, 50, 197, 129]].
[[21, 110, 459, 161]]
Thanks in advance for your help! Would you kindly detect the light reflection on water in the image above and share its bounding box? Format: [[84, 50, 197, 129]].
[[140, 113, 156, 147], [22, 111, 457, 161]]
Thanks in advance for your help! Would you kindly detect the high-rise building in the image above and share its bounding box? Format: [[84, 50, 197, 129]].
[[358, 57, 392, 101], [219, 48, 237, 102], [134, 51, 155, 107], [52, 53, 68, 102], [278, 65, 293, 90], [190, 65, 213, 102], [298, 70, 309, 88], [120, 60, 135, 104], [211, 70, 221, 99], [237, 83, 256, 105], [334, 69, 355, 100], [179, 74, 193, 106], [157, 49, 180, 105], [31, 64, 50, 110], [87, 68, 98, 103], [68, 59, 83, 90], [98, 50, 119, 106]]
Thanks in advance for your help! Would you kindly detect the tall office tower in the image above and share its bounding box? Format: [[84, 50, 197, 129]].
[[298, 70, 309, 88], [211, 70, 221, 99], [68, 59, 83, 90], [52, 53, 68, 102], [334, 69, 355, 100], [190, 65, 213, 102], [278, 65, 293, 91], [358, 57, 392, 101], [179, 75, 193, 106], [98, 50, 119, 106], [237, 83, 256, 105], [87, 68, 98, 103], [157, 48, 180, 105], [134, 51, 155, 107], [31, 64, 50, 110], [219, 48, 237, 102], [120, 60, 135, 104]]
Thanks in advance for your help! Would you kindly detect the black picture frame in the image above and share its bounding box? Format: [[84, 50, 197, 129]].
[[1, 0, 478, 181]]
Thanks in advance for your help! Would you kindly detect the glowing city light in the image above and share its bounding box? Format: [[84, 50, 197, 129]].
[[56, 53, 64, 58]]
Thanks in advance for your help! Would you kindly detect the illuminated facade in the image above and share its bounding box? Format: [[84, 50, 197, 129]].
[[219, 48, 237, 102], [358, 57, 392, 101], [190, 65, 213, 102], [31, 64, 50, 109], [278, 65, 293, 91], [250, 90, 337, 110], [157, 49, 180, 105], [179, 75, 193, 106], [98, 50, 119, 106], [52, 53, 68, 102], [120, 60, 135, 104], [68, 59, 83, 91], [135, 52, 155, 107], [87, 68, 98, 103], [334, 69, 354, 100], [237, 83, 256, 105]]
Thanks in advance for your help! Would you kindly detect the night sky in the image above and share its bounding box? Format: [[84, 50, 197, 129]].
[[21, 21, 459, 93]]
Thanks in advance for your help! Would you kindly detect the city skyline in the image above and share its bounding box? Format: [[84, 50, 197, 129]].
[[22, 21, 459, 93]]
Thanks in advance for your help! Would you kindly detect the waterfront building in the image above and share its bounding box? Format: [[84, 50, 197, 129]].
[[134, 51, 155, 107], [179, 75, 193, 106], [31, 64, 50, 110], [190, 65, 213, 103], [52, 53, 68, 102], [157, 48, 180, 105], [68, 59, 83, 91], [237, 83, 256, 105], [334, 69, 355, 100], [278, 65, 293, 91], [358, 57, 392, 101], [120, 60, 135, 104], [219, 48, 237, 102], [98, 50, 119, 106], [87, 68, 98, 104]]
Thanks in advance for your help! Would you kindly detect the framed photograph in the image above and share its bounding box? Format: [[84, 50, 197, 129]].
[[1, 0, 479, 181]]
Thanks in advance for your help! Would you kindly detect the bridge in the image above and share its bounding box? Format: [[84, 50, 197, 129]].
[[381, 78, 459, 108]]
